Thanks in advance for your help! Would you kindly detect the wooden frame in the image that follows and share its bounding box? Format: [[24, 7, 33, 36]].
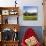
[[0, 7, 19, 46], [0, 7, 19, 16], [0, 7, 19, 24]]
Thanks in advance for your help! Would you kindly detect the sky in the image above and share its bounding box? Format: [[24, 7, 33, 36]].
[[23, 6, 38, 13]]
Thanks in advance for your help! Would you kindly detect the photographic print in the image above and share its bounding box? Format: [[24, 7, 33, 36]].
[[23, 6, 38, 20], [2, 10, 9, 15]]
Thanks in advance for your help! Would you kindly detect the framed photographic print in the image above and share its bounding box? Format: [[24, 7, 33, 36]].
[[9, 10, 18, 15], [2, 10, 9, 15], [9, 10, 15, 15], [8, 16, 18, 24], [2, 28, 13, 41], [23, 6, 38, 20]]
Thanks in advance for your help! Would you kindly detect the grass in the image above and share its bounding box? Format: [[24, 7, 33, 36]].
[[23, 16, 37, 20]]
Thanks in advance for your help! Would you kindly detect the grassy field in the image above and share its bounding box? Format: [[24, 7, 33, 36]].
[[23, 16, 37, 20]]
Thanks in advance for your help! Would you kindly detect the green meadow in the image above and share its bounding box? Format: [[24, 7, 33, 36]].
[[23, 12, 37, 20], [23, 16, 37, 20]]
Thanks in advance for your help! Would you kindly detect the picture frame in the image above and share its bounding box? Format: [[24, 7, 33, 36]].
[[1, 28, 13, 41], [9, 10, 18, 15], [2, 10, 9, 15], [9, 10, 15, 15], [2, 16, 18, 24], [8, 16, 18, 24], [23, 6, 38, 20]]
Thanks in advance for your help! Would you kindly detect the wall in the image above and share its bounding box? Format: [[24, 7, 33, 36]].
[[18, 0, 44, 26], [0, 0, 44, 26], [0, 0, 15, 7]]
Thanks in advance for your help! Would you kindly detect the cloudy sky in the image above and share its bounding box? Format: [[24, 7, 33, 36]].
[[23, 6, 38, 13]]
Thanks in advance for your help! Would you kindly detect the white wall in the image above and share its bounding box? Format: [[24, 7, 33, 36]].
[[0, 0, 44, 26], [0, 0, 15, 7], [18, 0, 44, 26]]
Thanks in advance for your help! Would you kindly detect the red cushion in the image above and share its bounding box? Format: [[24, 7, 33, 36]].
[[21, 28, 41, 46]]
